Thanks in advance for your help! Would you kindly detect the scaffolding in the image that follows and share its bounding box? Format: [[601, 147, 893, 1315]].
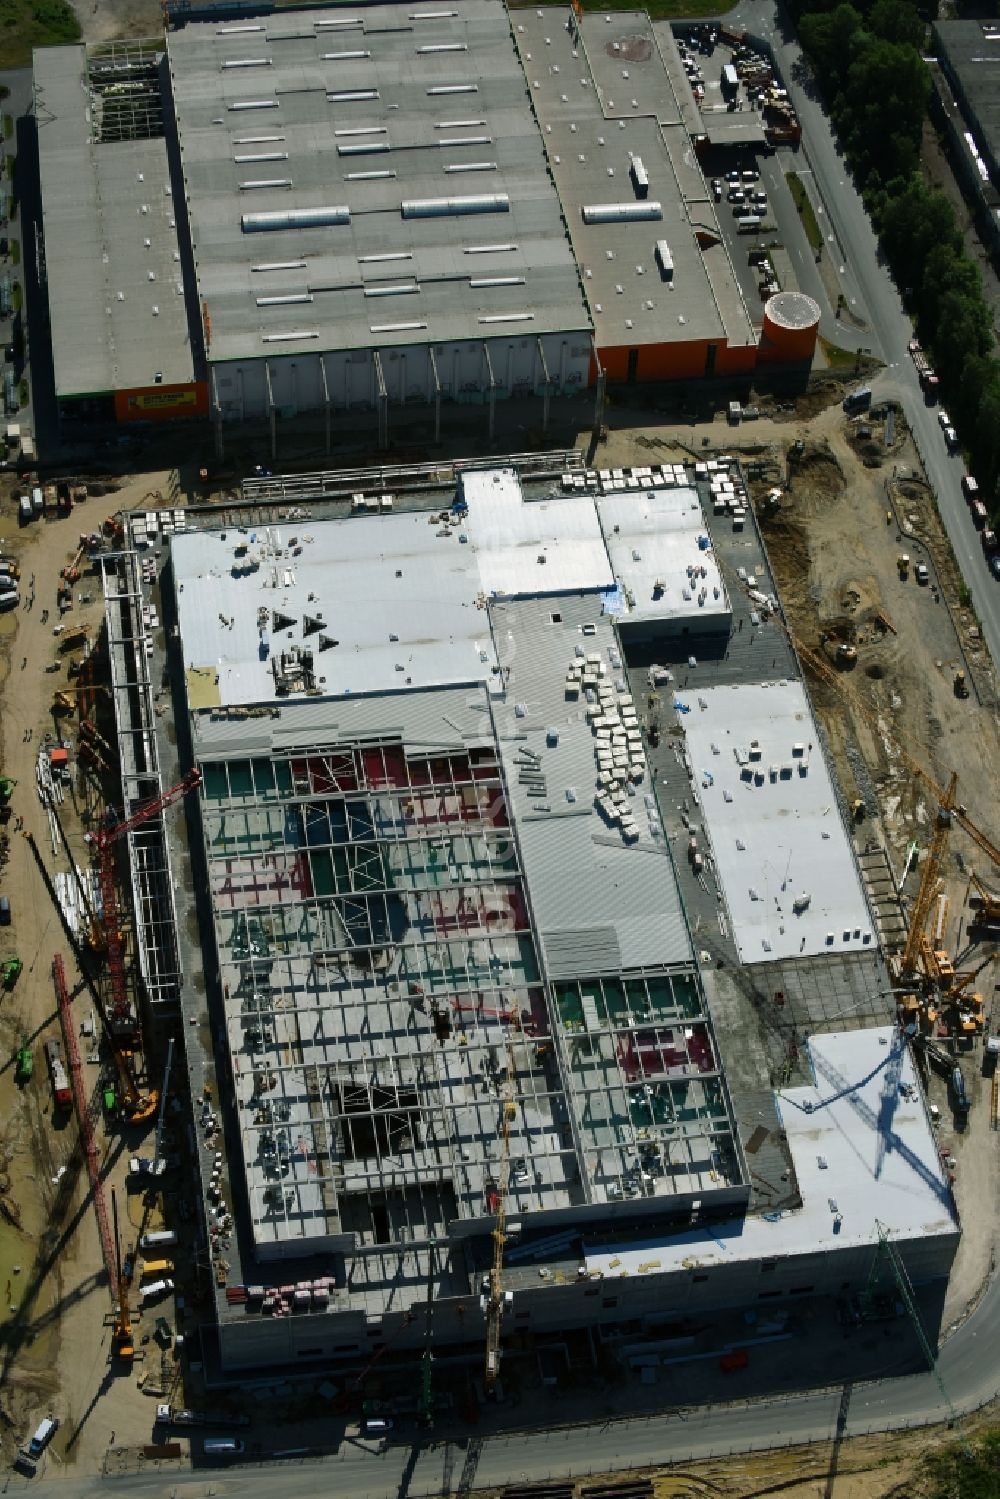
[[100, 551, 185, 1010], [87, 39, 166, 144], [197, 729, 741, 1266]]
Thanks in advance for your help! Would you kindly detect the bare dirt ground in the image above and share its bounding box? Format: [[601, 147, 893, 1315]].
[[0, 468, 179, 1475], [67, 0, 162, 46]]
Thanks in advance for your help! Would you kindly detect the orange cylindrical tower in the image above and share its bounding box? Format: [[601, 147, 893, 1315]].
[[759, 291, 821, 364]]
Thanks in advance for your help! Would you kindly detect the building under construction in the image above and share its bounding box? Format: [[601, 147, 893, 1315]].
[[101, 451, 960, 1379]]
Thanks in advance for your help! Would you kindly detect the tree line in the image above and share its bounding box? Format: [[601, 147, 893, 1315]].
[[788, 0, 1000, 508]]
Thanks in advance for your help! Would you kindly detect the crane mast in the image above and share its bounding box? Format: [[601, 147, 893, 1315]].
[[484, 1041, 516, 1393]]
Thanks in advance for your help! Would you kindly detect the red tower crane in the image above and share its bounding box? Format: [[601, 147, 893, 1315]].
[[89, 768, 203, 1037]]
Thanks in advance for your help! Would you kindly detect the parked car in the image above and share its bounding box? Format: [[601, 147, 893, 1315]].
[[989, 554, 1000, 580], [727, 187, 746, 203]]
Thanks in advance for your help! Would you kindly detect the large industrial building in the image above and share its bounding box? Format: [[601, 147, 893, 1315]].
[[101, 450, 959, 1378], [34, 1, 818, 446]]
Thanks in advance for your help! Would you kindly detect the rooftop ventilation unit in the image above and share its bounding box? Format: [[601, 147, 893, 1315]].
[[222, 57, 272, 68], [320, 49, 371, 60], [327, 90, 379, 103], [416, 42, 467, 52], [581, 202, 663, 223], [228, 100, 279, 111], [427, 84, 478, 95], [401, 193, 508, 218], [256, 293, 315, 306], [370, 320, 427, 332], [261, 330, 320, 341], [234, 151, 289, 163], [242, 206, 350, 233], [239, 178, 293, 190], [364, 283, 419, 297]]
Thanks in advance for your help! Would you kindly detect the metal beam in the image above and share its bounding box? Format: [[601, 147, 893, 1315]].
[[320, 353, 331, 458], [428, 346, 441, 446], [536, 337, 552, 435], [373, 351, 389, 451], [482, 341, 496, 444], [264, 360, 276, 462]]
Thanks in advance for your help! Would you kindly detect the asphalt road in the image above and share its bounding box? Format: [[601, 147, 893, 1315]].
[[13, 1267, 1000, 1499], [730, 0, 1000, 676]]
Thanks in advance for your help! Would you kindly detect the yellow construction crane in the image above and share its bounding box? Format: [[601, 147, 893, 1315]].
[[484, 1043, 517, 1394]]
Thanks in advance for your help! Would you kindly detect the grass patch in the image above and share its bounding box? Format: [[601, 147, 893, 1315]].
[[510, 0, 733, 19], [925, 1430, 1000, 1499], [2, 116, 11, 142], [786, 170, 824, 253], [18, 378, 28, 407], [9, 240, 19, 267], [0, 0, 81, 70], [818, 335, 858, 369], [11, 282, 21, 313]]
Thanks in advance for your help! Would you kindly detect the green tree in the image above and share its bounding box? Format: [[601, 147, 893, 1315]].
[[869, 0, 926, 45], [799, 3, 863, 89]]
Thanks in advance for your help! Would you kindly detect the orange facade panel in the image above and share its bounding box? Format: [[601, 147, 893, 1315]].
[[114, 382, 209, 423], [596, 338, 759, 384]]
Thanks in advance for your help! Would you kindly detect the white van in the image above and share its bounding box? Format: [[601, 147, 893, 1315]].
[[140, 1278, 174, 1306], [204, 1437, 245, 1456], [28, 1417, 59, 1457], [140, 1229, 178, 1250]]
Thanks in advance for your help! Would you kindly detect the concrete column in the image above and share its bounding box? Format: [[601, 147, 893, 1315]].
[[428, 346, 441, 446], [482, 341, 496, 444], [320, 354, 331, 457], [374, 351, 388, 451], [265, 361, 276, 463]]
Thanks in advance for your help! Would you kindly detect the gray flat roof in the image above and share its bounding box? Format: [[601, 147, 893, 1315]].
[[34, 45, 194, 397], [168, 513, 500, 705], [513, 9, 754, 353], [492, 592, 693, 976], [166, 0, 590, 363], [934, 20, 1000, 172], [677, 680, 876, 964], [595, 481, 730, 627]]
